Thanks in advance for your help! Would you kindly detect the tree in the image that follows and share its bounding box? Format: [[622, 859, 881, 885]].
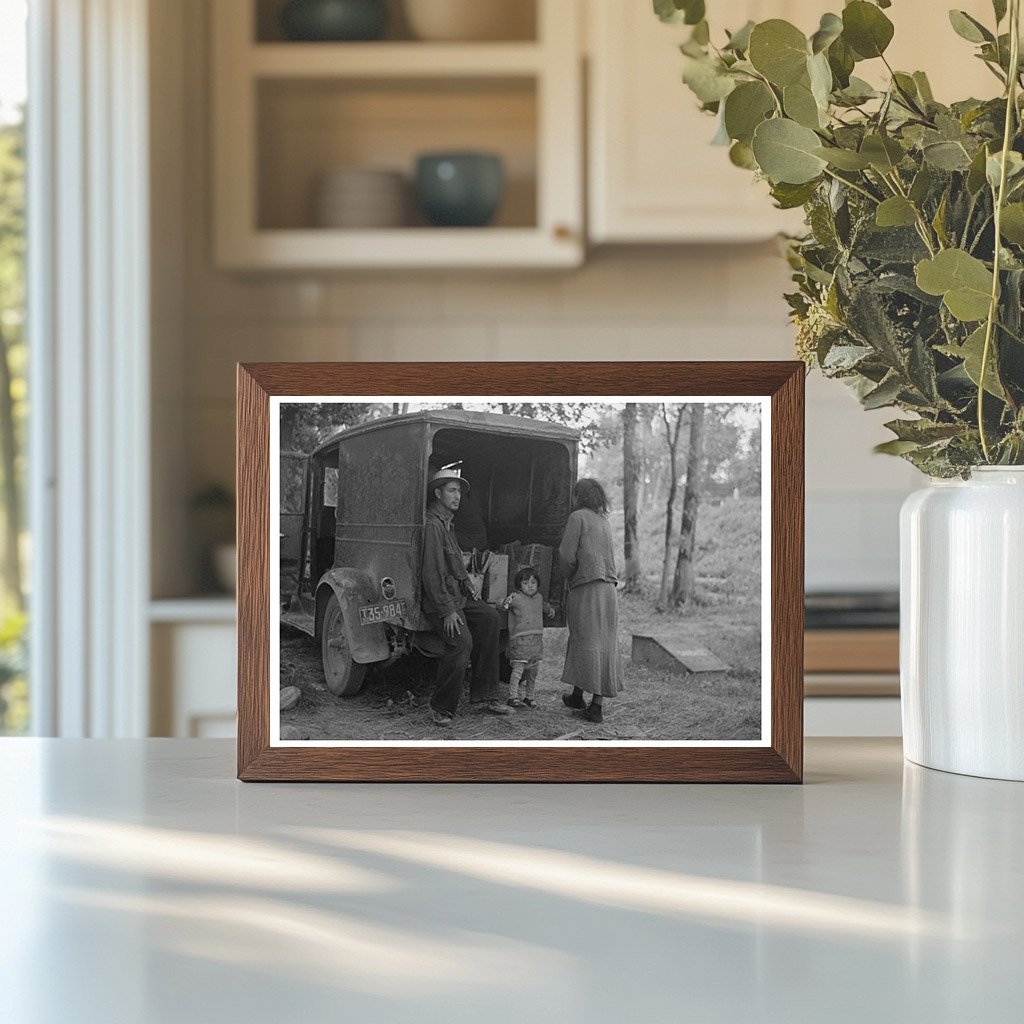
[[279, 402, 382, 454], [0, 114, 25, 608], [621, 403, 642, 591], [492, 401, 618, 454], [671, 404, 706, 607], [656, 404, 688, 610]]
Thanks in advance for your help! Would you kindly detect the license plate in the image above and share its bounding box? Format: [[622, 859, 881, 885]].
[[359, 599, 406, 626]]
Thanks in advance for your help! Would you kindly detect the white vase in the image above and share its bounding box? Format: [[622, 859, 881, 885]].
[[900, 467, 1024, 781]]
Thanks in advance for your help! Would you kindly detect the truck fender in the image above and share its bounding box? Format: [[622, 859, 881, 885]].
[[315, 568, 390, 665]]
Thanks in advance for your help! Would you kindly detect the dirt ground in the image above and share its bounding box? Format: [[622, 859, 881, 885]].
[[279, 593, 762, 743]]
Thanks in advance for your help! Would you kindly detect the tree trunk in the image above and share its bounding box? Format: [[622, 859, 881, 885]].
[[657, 406, 686, 610], [0, 324, 23, 607], [621, 403, 642, 592], [671, 404, 706, 607]]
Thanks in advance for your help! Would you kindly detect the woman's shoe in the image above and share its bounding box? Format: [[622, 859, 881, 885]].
[[574, 701, 603, 724], [562, 690, 586, 710]]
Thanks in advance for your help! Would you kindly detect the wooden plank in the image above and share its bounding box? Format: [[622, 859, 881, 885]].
[[631, 635, 730, 676]]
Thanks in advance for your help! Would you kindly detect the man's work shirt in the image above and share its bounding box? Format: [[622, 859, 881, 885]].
[[421, 504, 470, 617]]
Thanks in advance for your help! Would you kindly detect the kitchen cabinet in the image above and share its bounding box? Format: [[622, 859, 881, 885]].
[[587, 0, 810, 243], [211, 0, 583, 269], [586, 0, 998, 244]]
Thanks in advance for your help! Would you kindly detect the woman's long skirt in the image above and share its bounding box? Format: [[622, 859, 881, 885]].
[[561, 580, 623, 697]]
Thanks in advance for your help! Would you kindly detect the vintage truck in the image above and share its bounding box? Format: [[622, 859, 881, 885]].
[[279, 408, 580, 696]]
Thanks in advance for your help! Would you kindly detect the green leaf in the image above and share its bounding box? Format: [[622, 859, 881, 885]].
[[653, 0, 705, 26], [948, 10, 994, 44], [862, 374, 903, 409], [909, 165, 933, 205], [723, 81, 775, 144], [724, 20, 755, 53], [874, 439, 922, 455], [938, 325, 1006, 398], [884, 418, 963, 443], [860, 133, 904, 173], [876, 197, 918, 228], [912, 71, 935, 104], [729, 140, 757, 169], [986, 150, 1024, 191], [808, 51, 833, 109], [915, 250, 994, 322], [967, 144, 991, 194], [770, 180, 820, 209], [842, 1, 895, 59], [810, 13, 843, 54], [993, 0, 1008, 25], [837, 76, 879, 104], [683, 57, 737, 104], [932, 190, 950, 247], [827, 36, 855, 89], [922, 140, 973, 171], [813, 146, 872, 170], [748, 20, 809, 87], [784, 80, 824, 129], [751, 118, 828, 184], [1000, 203, 1024, 245], [692, 19, 710, 45]]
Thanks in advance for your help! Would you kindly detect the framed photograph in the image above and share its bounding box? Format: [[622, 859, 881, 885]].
[[237, 362, 803, 782]]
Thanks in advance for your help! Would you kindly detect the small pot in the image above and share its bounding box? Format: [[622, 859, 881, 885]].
[[281, 0, 388, 42], [415, 152, 504, 228]]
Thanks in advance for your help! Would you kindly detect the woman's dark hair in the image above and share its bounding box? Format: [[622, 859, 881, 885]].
[[514, 566, 540, 590], [572, 478, 609, 515]]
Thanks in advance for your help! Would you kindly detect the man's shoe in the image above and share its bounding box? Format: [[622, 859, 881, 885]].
[[522, 698, 536, 709], [574, 701, 603, 724], [562, 690, 586, 710], [507, 698, 524, 708], [430, 709, 453, 726]]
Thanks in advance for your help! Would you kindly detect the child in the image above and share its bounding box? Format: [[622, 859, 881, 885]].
[[502, 566, 555, 708]]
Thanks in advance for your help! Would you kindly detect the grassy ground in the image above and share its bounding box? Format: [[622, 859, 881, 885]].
[[280, 590, 762, 743]]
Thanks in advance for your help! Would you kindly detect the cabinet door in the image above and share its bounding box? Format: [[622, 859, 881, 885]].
[[588, 0, 814, 242], [588, 0, 1000, 244]]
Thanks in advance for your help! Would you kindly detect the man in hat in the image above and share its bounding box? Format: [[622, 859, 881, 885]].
[[421, 467, 507, 726]]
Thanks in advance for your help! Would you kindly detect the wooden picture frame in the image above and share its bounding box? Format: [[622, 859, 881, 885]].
[[237, 362, 804, 782]]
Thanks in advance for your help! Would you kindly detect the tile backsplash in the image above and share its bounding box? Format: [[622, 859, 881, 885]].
[[180, 246, 917, 595]]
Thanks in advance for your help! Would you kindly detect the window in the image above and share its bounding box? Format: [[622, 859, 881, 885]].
[[0, 0, 27, 735]]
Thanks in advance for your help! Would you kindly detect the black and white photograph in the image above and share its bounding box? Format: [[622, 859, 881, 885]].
[[270, 396, 769, 746]]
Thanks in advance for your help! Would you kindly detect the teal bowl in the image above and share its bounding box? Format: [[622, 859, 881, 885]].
[[281, 0, 388, 42], [415, 153, 505, 228]]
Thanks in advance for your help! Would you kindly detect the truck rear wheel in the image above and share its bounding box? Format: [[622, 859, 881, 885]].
[[321, 594, 368, 697]]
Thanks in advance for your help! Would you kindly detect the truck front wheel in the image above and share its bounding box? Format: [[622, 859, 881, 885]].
[[321, 594, 368, 697]]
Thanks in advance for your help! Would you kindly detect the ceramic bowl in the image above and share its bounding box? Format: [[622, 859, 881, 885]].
[[415, 152, 504, 227], [281, 0, 388, 42], [315, 168, 407, 228]]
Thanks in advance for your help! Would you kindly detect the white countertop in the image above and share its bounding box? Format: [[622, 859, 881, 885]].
[[1, 738, 1020, 1023]]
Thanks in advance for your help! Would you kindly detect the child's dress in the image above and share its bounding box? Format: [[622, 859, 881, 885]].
[[506, 591, 545, 702]]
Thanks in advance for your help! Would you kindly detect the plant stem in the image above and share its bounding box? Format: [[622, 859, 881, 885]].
[[822, 167, 880, 205], [979, 0, 1021, 462], [884, 171, 938, 255]]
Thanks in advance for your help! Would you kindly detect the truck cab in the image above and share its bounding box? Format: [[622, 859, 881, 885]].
[[280, 409, 580, 696]]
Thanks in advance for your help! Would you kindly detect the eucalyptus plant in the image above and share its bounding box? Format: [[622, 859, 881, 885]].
[[657, 0, 1024, 476]]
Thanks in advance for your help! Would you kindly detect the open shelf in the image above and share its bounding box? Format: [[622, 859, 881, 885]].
[[254, 0, 538, 44], [249, 42, 544, 77], [257, 77, 537, 231], [212, 0, 581, 268]]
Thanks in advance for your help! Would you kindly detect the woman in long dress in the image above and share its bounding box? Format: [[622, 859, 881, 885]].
[[558, 478, 622, 723]]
